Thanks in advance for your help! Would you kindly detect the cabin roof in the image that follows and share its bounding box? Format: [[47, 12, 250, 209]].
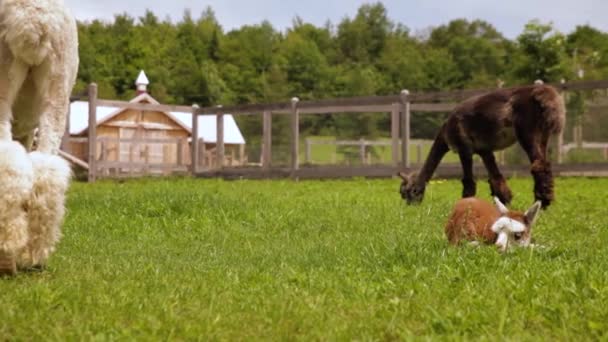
[[69, 93, 246, 144]]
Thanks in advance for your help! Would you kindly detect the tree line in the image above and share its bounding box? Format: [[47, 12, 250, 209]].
[[75, 3, 608, 141]]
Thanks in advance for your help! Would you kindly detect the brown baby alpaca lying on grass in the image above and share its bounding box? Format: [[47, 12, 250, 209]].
[[445, 197, 542, 252]]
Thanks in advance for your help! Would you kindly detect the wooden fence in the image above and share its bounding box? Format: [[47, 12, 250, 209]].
[[65, 79, 608, 181]]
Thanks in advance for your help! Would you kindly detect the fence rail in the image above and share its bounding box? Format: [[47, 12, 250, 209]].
[[195, 163, 608, 180], [63, 79, 608, 181]]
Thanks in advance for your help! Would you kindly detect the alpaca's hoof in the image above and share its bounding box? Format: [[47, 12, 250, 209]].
[[0, 249, 17, 276], [535, 191, 554, 209]]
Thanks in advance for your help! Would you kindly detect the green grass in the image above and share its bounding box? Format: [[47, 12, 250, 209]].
[[564, 148, 608, 163], [301, 137, 461, 165], [1, 177, 608, 340]]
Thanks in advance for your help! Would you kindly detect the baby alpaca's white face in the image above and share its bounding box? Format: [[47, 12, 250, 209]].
[[491, 197, 541, 251], [492, 217, 529, 251]]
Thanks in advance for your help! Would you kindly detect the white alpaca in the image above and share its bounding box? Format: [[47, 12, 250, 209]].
[[0, 0, 78, 275]]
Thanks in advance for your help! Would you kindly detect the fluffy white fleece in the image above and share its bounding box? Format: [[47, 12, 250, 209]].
[[17, 152, 71, 268], [0, 0, 78, 273], [0, 0, 79, 151], [0, 141, 34, 252]]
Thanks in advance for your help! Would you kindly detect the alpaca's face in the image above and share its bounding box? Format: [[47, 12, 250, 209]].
[[492, 198, 541, 251], [398, 173, 425, 204], [492, 216, 529, 251], [512, 225, 533, 247]]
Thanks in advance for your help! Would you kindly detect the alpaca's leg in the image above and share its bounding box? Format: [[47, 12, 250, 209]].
[[458, 150, 476, 198], [0, 141, 34, 275], [16, 152, 71, 269], [15, 64, 73, 269], [518, 131, 553, 208], [0, 57, 29, 141], [12, 73, 45, 151], [30, 62, 70, 154], [403, 127, 450, 204], [480, 151, 513, 204]]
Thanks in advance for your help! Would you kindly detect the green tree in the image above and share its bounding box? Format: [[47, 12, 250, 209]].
[[281, 31, 329, 99], [513, 20, 573, 82], [429, 19, 509, 87], [336, 3, 392, 64], [567, 25, 608, 80]]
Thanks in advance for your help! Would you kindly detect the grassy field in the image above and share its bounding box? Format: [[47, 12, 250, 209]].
[[300, 137, 461, 165], [1, 177, 607, 340], [296, 136, 608, 166]]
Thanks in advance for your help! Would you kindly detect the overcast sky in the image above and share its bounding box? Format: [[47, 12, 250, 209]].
[[64, 0, 606, 39]]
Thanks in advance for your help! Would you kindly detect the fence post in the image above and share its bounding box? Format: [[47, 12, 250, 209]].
[[262, 110, 272, 169], [400, 89, 411, 168], [305, 138, 311, 164], [87, 83, 98, 182], [61, 104, 71, 152], [290, 97, 300, 176], [391, 103, 400, 167], [216, 105, 224, 169], [416, 143, 423, 164], [359, 138, 366, 165], [555, 80, 566, 164], [200, 137, 206, 168], [191, 104, 199, 176]]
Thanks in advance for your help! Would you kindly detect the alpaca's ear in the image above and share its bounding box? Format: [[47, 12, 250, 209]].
[[493, 197, 509, 215], [525, 201, 542, 226], [397, 172, 408, 182]]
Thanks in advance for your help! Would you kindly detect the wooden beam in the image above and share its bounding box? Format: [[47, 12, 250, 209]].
[[87, 83, 98, 182], [195, 163, 608, 180], [96, 137, 186, 144], [191, 104, 199, 175], [391, 103, 399, 166], [411, 103, 457, 112], [554, 79, 608, 91], [67, 137, 88, 143], [58, 150, 89, 170], [96, 99, 193, 113], [194, 79, 608, 117], [277, 104, 394, 114], [305, 138, 312, 164], [200, 138, 206, 170], [400, 90, 411, 168], [290, 97, 300, 175], [359, 138, 366, 165], [307, 139, 413, 146], [216, 106, 225, 169], [98, 161, 191, 169], [262, 110, 272, 169], [197, 102, 291, 115], [102, 121, 182, 130]]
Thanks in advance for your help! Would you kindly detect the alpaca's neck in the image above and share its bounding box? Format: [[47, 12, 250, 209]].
[[417, 126, 450, 184]]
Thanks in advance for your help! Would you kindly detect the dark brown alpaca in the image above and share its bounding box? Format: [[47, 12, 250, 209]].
[[399, 84, 565, 208]]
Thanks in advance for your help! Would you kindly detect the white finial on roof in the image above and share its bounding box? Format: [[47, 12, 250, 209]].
[[135, 70, 149, 94]]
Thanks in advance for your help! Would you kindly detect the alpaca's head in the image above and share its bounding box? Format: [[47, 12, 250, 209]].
[[491, 197, 542, 251], [398, 172, 425, 204]]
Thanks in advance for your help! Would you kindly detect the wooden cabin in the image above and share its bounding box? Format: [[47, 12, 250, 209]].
[[65, 71, 246, 175]]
